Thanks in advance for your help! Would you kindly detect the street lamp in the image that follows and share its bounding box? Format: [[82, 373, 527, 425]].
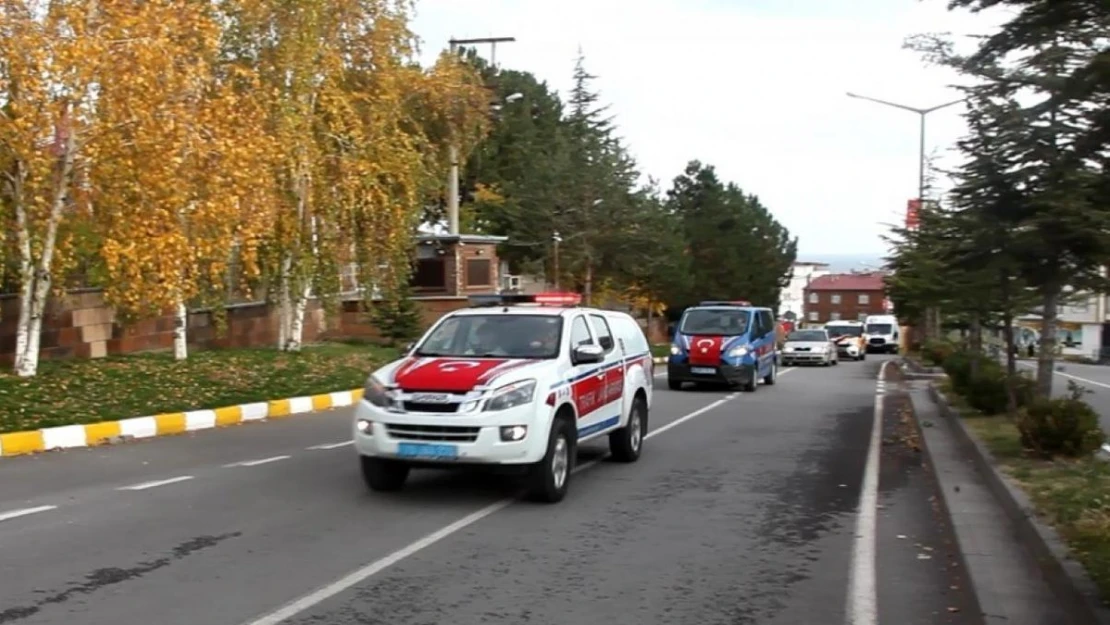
[[846, 92, 964, 201], [446, 36, 516, 236]]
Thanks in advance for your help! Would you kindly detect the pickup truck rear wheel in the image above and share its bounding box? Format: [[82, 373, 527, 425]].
[[610, 395, 647, 462]]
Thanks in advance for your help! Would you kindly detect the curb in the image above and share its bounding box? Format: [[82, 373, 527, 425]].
[[0, 388, 365, 458], [928, 382, 1110, 625], [652, 356, 666, 364]]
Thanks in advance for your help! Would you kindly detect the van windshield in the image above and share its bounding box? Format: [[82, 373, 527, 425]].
[[679, 309, 750, 336], [866, 323, 893, 334], [826, 325, 863, 337]]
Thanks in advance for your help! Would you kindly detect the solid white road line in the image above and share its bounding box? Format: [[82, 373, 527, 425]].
[[845, 360, 888, 625], [0, 505, 58, 523], [118, 475, 195, 491], [227, 455, 291, 468], [307, 441, 354, 451], [240, 391, 747, 625], [1017, 361, 1110, 390]]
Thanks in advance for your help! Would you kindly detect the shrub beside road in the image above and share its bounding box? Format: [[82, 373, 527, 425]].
[[0, 343, 399, 435], [918, 343, 1110, 601]]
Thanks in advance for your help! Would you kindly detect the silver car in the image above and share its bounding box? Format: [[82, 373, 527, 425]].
[[780, 329, 838, 367]]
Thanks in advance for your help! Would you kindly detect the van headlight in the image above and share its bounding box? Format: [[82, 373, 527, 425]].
[[670, 344, 681, 355], [485, 379, 536, 411], [362, 375, 392, 408], [727, 346, 749, 358]]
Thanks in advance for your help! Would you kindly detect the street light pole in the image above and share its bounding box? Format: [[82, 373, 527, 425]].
[[847, 91, 963, 342], [846, 92, 964, 201], [445, 36, 516, 236]]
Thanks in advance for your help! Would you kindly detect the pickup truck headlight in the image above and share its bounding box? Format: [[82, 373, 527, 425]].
[[727, 346, 749, 358], [362, 375, 393, 408], [485, 379, 536, 412]]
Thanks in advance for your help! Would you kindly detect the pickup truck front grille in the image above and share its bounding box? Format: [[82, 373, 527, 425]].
[[386, 424, 480, 443]]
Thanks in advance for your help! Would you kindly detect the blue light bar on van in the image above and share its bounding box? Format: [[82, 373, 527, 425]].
[[698, 300, 753, 307], [468, 292, 583, 307]]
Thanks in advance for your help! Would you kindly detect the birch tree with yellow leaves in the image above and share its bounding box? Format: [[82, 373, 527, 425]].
[[225, 0, 491, 351], [0, 0, 113, 376], [91, 0, 275, 360]]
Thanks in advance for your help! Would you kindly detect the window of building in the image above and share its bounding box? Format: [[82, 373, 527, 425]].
[[830, 311, 841, 321], [808, 311, 818, 321], [808, 292, 818, 304], [858, 293, 869, 304], [411, 258, 446, 289], [831, 293, 841, 304], [465, 258, 491, 287]]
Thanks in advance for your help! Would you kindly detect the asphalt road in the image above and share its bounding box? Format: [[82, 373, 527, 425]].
[[0, 357, 980, 625]]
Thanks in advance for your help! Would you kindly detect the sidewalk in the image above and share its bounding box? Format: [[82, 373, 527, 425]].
[[908, 381, 1079, 624]]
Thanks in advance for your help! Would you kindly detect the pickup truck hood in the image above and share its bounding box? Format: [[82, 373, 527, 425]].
[[376, 356, 551, 392]]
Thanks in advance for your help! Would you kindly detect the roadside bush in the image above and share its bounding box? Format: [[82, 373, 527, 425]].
[[942, 350, 975, 392], [923, 340, 957, 366], [965, 367, 1009, 414], [1017, 382, 1105, 458]]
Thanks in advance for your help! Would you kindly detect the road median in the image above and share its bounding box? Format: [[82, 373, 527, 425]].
[[0, 342, 397, 458], [906, 353, 1110, 624]]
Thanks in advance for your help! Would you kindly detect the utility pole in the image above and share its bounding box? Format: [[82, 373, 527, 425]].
[[845, 92, 963, 202], [445, 36, 516, 236], [847, 91, 963, 341]]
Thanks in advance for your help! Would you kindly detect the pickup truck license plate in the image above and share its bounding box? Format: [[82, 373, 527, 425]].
[[397, 443, 458, 460]]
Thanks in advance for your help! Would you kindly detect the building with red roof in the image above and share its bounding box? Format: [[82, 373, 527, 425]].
[[803, 272, 888, 324]]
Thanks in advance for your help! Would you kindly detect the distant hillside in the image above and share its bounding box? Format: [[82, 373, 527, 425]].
[[797, 252, 888, 274]]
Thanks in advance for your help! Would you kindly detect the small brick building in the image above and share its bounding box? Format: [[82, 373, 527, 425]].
[[803, 272, 887, 324]]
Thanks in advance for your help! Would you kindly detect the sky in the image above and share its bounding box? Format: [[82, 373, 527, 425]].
[[408, 0, 1013, 262]]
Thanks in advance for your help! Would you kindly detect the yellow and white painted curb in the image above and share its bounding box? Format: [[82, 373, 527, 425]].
[[0, 388, 365, 458], [652, 356, 667, 364]]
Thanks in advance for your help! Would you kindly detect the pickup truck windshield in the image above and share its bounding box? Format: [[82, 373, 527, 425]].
[[415, 314, 564, 359], [826, 325, 863, 337], [679, 309, 750, 336]]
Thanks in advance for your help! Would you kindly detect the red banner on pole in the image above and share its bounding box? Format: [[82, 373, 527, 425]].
[[906, 199, 921, 230]]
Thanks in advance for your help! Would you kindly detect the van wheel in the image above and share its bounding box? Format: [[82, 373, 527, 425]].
[[742, 367, 758, 392], [763, 360, 777, 385], [610, 395, 646, 462], [526, 417, 575, 503], [668, 378, 682, 391], [361, 456, 409, 492]]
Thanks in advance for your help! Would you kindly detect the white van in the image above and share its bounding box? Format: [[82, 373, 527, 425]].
[[864, 315, 899, 354]]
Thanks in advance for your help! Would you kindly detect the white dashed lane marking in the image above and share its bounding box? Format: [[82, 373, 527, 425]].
[[0, 505, 57, 524], [226, 455, 291, 468], [307, 441, 353, 450], [117, 476, 195, 491]]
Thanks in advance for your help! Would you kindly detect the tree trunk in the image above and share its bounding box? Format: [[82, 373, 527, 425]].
[[13, 117, 75, 377], [277, 253, 293, 349], [583, 262, 593, 306], [1000, 269, 1018, 417], [1036, 288, 1059, 398], [969, 311, 982, 379], [285, 284, 310, 352], [173, 297, 188, 360]]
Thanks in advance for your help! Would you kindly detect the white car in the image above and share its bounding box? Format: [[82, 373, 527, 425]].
[[353, 292, 654, 503], [780, 328, 838, 367]]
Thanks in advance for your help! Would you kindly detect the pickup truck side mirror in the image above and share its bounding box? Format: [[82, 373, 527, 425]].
[[404, 342, 415, 354], [572, 344, 605, 365]]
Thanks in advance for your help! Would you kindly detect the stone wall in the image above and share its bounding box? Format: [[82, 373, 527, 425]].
[[0, 290, 471, 365]]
